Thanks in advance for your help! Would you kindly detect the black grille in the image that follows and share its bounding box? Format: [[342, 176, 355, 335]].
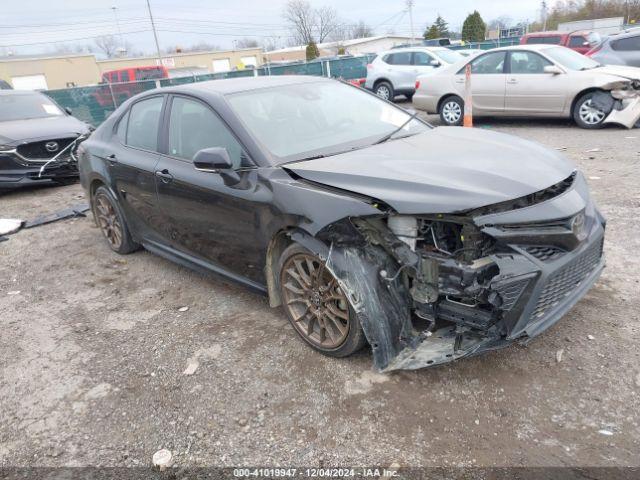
[[525, 246, 566, 262], [531, 239, 604, 319], [494, 278, 530, 310], [16, 138, 76, 160]]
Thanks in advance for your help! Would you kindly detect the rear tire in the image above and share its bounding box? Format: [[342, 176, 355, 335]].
[[92, 186, 139, 254], [374, 81, 394, 102], [439, 95, 464, 126], [278, 243, 367, 358], [405, 93, 414, 102], [573, 92, 607, 129]]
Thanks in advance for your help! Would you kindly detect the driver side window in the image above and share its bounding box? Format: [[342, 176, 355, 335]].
[[168, 97, 249, 169], [509, 51, 553, 74]]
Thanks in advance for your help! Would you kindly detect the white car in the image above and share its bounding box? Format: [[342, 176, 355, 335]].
[[413, 44, 640, 128], [364, 47, 465, 101]]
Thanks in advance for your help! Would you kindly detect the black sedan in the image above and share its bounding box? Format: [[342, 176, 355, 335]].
[[0, 90, 91, 190], [78, 76, 606, 371]]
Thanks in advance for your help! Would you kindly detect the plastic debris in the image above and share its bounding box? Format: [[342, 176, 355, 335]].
[[586, 148, 601, 153], [598, 429, 614, 436], [0, 219, 23, 236], [152, 449, 173, 470], [7, 291, 20, 295], [178, 306, 189, 312], [587, 335, 595, 340], [589, 176, 601, 180], [24, 203, 89, 229], [556, 349, 564, 363], [183, 359, 199, 376]]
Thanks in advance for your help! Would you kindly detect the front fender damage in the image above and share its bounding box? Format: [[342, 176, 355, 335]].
[[289, 219, 533, 372], [594, 80, 640, 129]]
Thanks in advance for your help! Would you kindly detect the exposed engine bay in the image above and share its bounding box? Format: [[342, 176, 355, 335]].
[[289, 170, 606, 372]]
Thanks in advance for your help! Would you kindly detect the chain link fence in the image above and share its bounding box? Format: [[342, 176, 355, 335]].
[[43, 55, 374, 127]]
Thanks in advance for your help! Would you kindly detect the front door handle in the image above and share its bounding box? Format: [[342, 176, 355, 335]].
[[155, 169, 173, 183], [455, 78, 465, 84], [507, 78, 518, 84], [106, 153, 117, 165]]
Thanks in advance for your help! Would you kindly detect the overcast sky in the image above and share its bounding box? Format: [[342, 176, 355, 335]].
[[1, 0, 544, 56]]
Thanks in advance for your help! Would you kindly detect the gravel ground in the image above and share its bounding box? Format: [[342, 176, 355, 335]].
[[1, 113, 639, 470]]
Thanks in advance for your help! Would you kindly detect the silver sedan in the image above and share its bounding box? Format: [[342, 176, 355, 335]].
[[413, 45, 640, 129]]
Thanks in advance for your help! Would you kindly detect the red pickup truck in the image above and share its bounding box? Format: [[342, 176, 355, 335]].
[[520, 30, 602, 55]]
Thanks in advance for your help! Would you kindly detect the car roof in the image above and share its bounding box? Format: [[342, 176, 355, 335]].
[[379, 46, 450, 55], [486, 44, 564, 53], [0, 89, 43, 96], [162, 74, 331, 95], [523, 30, 590, 37]]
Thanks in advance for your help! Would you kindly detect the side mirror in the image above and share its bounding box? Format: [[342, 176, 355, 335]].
[[429, 60, 441, 67], [543, 65, 564, 75], [65, 107, 73, 115], [193, 147, 241, 186]]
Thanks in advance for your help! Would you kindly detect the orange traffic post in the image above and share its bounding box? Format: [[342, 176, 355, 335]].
[[463, 63, 473, 128]]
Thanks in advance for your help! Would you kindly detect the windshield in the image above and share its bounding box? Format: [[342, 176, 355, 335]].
[[435, 49, 464, 64], [544, 46, 601, 70], [0, 93, 64, 122], [226, 81, 428, 163]]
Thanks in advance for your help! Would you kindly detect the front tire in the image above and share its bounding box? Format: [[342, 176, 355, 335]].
[[278, 243, 367, 358], [439, 95, 464, 126], [573, 92, 607, 129], [374, 81, 394, 102], [92, 185, 139, 254]]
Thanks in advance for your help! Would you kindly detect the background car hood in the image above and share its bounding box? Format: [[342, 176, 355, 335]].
[[0, 116, 90, 145], [285, 127, 575, 214]]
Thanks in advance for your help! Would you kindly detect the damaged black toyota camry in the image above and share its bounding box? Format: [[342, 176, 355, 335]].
[[78, 76, 606, 372]]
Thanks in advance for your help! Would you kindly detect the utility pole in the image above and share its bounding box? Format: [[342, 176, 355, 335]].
[[406, 0, 415, 44], [111, 6, 123, 45], [541, 0, 548, 31], [146, 0, 163, 63]]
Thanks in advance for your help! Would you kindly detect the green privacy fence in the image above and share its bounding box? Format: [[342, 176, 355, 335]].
[[450, 36, 521, 51], [43, 55, 373, 127]]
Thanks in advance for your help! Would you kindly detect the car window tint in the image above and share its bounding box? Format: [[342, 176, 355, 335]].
[[526, 36, 562, 45], [126, 96, 163, 151], [116, 111, 129, 143], [168, 97, 246, 168], [413, 52, 434, 66], [509, 51, 553, 74], [612, 35, 640, 51], [568, 36, 586, 47], [387, 52, 412, 65], [468, 52, 505, 74]]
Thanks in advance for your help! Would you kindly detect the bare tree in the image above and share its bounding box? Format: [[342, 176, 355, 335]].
[[283, 0, 340, 44], [350, 20, 374, 39], [487, 16, 514, 31], [235, 38, 260, 48], [94, 35, 119, 58]]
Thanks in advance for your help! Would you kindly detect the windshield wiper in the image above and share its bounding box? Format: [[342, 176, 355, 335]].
[[374, 111, 420, 145]]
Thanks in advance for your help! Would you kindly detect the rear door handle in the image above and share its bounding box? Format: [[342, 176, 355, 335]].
[[455, 78, 465, 84], [507, 78, 518, 84], [106, 153, 117, 165], [155, 169, 173, 183]]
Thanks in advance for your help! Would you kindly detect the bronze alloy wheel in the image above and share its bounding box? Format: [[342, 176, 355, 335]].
[[94, 193, 123, 250], [280, 252, 351, 350]]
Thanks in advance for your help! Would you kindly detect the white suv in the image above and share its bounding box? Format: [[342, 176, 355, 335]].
[[364, 47, 465, 101]]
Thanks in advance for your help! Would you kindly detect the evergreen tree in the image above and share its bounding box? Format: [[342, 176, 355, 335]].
[[305, 41, 320, 61], [461, 10, 486, 42], [423, 15, 449, 39]]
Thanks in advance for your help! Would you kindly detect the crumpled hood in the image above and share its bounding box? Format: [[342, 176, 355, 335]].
[[285, 127, 575, 214], [593, 65, 640, 82], [0, 116, 90, 146]]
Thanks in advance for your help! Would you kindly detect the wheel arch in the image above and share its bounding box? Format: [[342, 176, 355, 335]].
[[437, 93, 463, 113], [265, 226, 311, 307], [570, 87, 607, 117], [373, 77, 392, 89]]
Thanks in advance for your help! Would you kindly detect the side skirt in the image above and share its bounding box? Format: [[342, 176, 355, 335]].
[[142, 240, 268, 296]]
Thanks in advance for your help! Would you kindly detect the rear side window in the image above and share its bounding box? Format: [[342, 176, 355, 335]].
[[465, 51, 506, 74], [116, 111, 129, 143], [612, 35, 640, 51], [384, 52, 412, 65], [126, 96, 164, 151], [526, 36, 562, 45]]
